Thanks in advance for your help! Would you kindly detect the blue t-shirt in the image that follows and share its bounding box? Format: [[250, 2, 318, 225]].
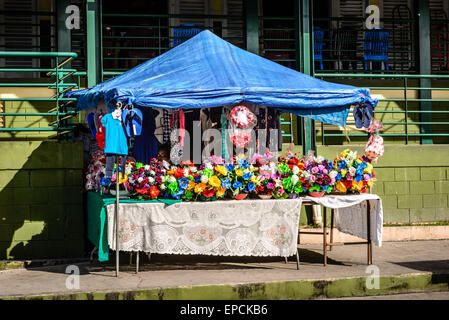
[[101, 113, 128, 155]]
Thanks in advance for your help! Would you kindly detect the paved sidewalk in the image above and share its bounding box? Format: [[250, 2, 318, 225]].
[[1, 240, 448, 299]]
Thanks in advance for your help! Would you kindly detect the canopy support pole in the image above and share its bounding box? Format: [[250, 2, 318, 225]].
[[296, 0, 316, 154], [115, 155, 120, 277]]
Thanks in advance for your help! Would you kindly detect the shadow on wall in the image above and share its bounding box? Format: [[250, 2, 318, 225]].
[[0, 141, 86, 260]]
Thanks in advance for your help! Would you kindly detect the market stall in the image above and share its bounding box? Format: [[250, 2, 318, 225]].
[[67, 30, 383, 276]]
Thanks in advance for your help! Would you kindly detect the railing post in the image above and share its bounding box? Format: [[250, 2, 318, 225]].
[[245, 0, 259, 55], [417, 0, 433, 144], [296, 0, 315, 154], [86, 0, 101, 87]]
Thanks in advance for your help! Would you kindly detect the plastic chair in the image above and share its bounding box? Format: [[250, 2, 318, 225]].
[[314, 27, 325, 70], [172, 24, 202, 47], [363, 29, 390, 71]]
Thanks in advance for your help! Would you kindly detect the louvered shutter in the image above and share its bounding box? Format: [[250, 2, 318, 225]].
[[383, 0, 415, 71], [224, 0, 244, 48], [0, 0, 39, 78]]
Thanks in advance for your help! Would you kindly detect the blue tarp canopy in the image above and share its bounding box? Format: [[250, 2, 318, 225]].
[[66, 30, 377, 127]]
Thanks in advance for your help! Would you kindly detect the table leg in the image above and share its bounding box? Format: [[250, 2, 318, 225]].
[[296, 249, 300, 270], [129, 252, 132, 266], [136, 251, 139, 274], [284, 257, 288, 264], [367, 201, 372, 265], [323, 206, 327, 266], [330, 209, 334, 252], [90, 247, 97, 262], [147, 253, 151, 264]]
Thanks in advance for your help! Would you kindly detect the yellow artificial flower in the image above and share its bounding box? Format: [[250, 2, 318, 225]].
[[336, 181, 347, 193], [352, 179, 364, 191], [367, 180, 374, 188], [237, 154, 247, 159], [209, 176, 221, 189], [355, 159, 362, 164], [216, 188, 226, 198], [250, 175, 258, 184], [341, 169, 347, 176], [215, 165, 228, 176], [236, 169, 244, 177], [187, 180, 196, 191], [364, 163, 373, 174], [194, 183, 206, 194], [118, 173, 128, 184]]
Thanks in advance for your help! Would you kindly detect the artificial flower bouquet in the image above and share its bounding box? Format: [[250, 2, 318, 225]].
[[333, 149, 375, 194], [277, 152, 305, 198], [85, 151, 106, 192], [127, 158, 170, 200], [301, 152, 337, 196]]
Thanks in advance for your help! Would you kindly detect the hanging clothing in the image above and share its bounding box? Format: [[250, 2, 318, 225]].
[[100, 113, 128, 155], [133, 107, 158, 164], [105, 154, 126, 179], [162, 109, 171, 143]]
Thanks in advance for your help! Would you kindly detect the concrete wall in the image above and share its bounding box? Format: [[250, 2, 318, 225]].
[[0, 141, 85, 260]]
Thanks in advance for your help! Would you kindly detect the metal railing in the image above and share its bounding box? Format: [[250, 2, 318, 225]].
[[314, 73, 449, 145], [101, 12, 245, 79], [0, 51, 80, 139]]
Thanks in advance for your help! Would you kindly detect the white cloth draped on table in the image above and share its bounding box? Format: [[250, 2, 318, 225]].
[[106, 199, 302, 257], [302, 194, 383, 247]]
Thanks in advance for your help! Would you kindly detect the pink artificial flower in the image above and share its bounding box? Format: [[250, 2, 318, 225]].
[[311, 167, 319, 174], [346, 174, 353, 181], [364, 174, 371, 181], [309, 175, 316, 183]]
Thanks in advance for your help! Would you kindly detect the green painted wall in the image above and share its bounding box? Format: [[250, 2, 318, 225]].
[[0, 141, 85, 259], [317, 145, 449, 225]]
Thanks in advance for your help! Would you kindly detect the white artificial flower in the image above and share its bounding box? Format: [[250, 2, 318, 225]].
[[137, 177, 143, 183], [162, 160, 170, 169], [302, 171, 310, 179], [144, 165, 150, 171], [184, 168, 190, 176], [190, 166, 197, 173], [168, 176, 176, 183], [275, 179, 282, 188], [160, 184, 166, 190], [349, 167, 356, 176], [150, 170, 156, 176], [317, 156, 325, 163], [205, 162, 213, 170], [125, 167, 132, 175], [201, 175, 209, 184], [292, 166, 300, 175], [148, 177, 154, 184], [329, 170, 338, 178], [291, 175, 299, 185]]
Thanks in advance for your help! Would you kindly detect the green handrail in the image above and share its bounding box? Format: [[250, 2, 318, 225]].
[[0, 51, 80, 139]]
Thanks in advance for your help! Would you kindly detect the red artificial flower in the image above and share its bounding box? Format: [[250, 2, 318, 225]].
[[174, 168, 185, 179], [202, 188, 215, 198], [288, 158, 299, 166], [136, 187, 149, 195], [149, 186, 160, 199], [259, 185, 265, 192]]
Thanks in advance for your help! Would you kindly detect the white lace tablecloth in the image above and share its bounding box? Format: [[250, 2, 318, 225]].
[[302, 194, 383, 247], [106, 199, 302, 257]]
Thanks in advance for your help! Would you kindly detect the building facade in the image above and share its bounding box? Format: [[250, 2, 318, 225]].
[[0, 0, 448, 259]]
